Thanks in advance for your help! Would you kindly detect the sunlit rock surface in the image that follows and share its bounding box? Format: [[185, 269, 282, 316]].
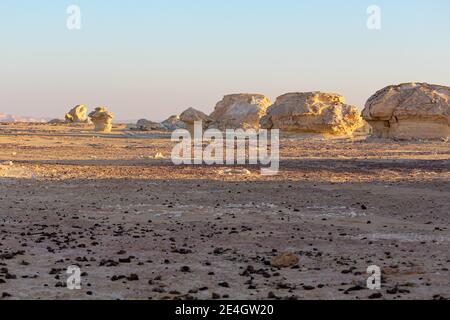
[[65, 105, 89, 123], [209, 94, 272, 130], [363, 83, 450, 140], [261, 92, 363, 136], [89, 107, 114, 133]]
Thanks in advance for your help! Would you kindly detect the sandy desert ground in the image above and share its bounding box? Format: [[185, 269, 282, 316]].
[[0, 123, 449, 300]]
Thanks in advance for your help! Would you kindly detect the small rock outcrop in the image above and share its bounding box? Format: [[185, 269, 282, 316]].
[[161, 115, 187, 131], [132, 119, 162, 131], [88, 107, 114, 133], [48, 119, 66, 124], [362, 83, 450, 140], [260, 92, 363, 136], [65, 105, 89, 123], [209, 94, 272, 129], [179, 108, 212, 131]]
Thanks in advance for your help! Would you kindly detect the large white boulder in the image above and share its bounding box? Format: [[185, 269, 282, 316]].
[[261, 92, 363, 136], [363, 83, 450, 140], [209, 94, 272, 130]]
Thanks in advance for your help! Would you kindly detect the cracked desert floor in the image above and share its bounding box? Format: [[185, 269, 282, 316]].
[[0, 123, 449, 300]]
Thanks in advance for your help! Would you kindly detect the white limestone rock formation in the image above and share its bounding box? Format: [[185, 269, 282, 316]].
[[260, 92, 363, 136], [362, 83, 450, 140], [88, 107, 114, 133], [65, 105, 89, 123], [179, 107, 212, 131], [209, 94, 272, 130]]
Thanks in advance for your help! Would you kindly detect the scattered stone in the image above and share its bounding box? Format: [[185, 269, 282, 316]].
[[111, 275, 126, 282], [127, 274, 139, 281], [218, 168, 251, 176], [302, 285, 315, 291], [386, 286, 399, 295], [100, 259, 119, 267], [212, 292, 221, 299], [119, 257, 132, 263], [368, 292, 383, 299], [344, 285, 365, 294], [213, 247, 227, 255], [180, 266, 191, 273], [267, 292, 278, 299], [172, 248, 193, 255], [271, 252, 299, 268]]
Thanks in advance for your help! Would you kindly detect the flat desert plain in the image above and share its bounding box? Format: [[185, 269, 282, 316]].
[[0, 123, 449, 300]]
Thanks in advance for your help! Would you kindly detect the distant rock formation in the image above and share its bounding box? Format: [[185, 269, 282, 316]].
[[88, 107, 114, 133], [179, 108, 212, 131], [0, 113, 48, 123], [363, 83, 450, 140], [260, 92, 363, 136], [161, 115, 187, 131], [48, 119, 66, 124], [65, 105, 89, 123], [129, 119, 162, 131], [209, 94, 272, 130]]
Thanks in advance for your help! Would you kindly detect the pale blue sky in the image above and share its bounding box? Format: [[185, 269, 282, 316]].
[[0, 0, 449, 120]]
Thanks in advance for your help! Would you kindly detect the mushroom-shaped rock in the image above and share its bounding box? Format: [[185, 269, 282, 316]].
[[179, 108, 212, 132], [362, 83, 450, 140], [65, 105, 89, 123], [209, 94, 272, 130], [260, 92, 363, 136], [161, 115, 187, 131], [88, 107, 114, 133]]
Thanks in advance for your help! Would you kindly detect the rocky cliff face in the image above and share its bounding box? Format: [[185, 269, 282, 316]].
[[209, 94, 272, 130], [362, 83, 450, 140], [260, 92, 363, 136]]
